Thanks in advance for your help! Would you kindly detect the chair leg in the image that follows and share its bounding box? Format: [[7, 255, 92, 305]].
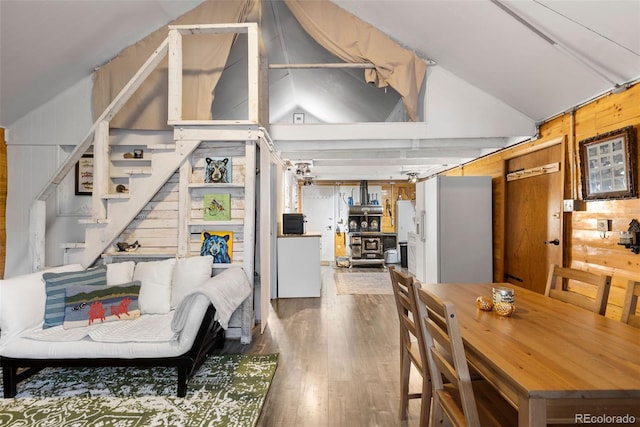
[[399, 348, 411, 419], [419, 374, 432, 426], [429, 392, 445, 427]]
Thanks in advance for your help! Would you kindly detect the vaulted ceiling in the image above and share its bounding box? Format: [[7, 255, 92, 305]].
[[1, 0, 639, 180]]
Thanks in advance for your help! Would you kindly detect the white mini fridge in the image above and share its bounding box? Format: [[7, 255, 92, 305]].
[[414, 176, 492, 283]]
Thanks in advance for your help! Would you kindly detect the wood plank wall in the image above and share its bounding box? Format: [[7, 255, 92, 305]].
[[443, 82, 640, 319]]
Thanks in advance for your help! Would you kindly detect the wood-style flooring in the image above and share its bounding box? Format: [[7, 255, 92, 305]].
[[222, 265, 422, 427]]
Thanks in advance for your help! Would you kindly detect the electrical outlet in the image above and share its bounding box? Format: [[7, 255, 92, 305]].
[[596, 219, 611, 232], [563, 199, 585, 212]]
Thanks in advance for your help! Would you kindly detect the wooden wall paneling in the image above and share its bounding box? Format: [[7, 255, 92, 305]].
[[433, 82, 639, 319], [539, 114, 570, 140], [547, 83, 640, 319]]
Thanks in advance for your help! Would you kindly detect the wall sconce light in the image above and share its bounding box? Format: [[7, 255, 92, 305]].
[[406, 172, 418, 184], [618, 218, 640, 254]]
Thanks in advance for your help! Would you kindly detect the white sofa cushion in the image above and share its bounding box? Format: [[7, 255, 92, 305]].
[[106, 261, 135, 286], [0, 264, 84, 344], [133, 258, 177, 314], [171, 255, 213, 308]]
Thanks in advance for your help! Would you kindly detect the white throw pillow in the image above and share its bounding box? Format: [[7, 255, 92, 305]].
[[106, 261, 135, 286], [0, 264, 84, 343], [133, 258, 176, 314], [171, 255, 213, 308]]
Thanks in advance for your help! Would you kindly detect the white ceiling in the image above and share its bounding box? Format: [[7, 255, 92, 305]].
[[1, 0, 639, 181]]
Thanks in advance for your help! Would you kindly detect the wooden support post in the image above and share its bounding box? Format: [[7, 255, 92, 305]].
[[247, 23, 259, 123], [177, 159, 192, 257], [241, 140, 257, 343], [93, 121, 109, 219], [29, 200, 46, 272], [168, 29, 183, 122]]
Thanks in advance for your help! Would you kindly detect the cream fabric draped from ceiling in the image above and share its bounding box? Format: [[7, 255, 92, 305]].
[[92, 0, 254, 130], [284, 0, 427, 122]]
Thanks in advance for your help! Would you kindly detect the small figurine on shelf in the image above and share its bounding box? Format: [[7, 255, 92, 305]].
[[115, 240, 141, 252]]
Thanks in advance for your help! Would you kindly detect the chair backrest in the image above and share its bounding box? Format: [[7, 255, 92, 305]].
[[414, 283, 481, 427], [544, 264, 612, 315], [621, 280, 640, 328], [388, 266, 424, 368]]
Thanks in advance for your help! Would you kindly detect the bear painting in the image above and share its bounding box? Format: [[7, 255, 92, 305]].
[[200, 231, 233, 263], [204, 157, 231, 184]]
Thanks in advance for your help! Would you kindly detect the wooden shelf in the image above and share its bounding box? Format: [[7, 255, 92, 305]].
[[188, 183, 245, 189], [78, 218, 110, 224], [111, 168, 153, 177], [101, 250, 177, 260], [101, 193, 130, 200], [188, 219, 244, 226], [211, 261, 244, 269]]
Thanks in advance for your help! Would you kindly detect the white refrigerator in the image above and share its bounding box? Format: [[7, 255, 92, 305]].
[[396, 200, 416, 243], [415, 175, 492, 283]]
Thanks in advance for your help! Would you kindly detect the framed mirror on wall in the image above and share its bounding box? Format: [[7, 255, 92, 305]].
[[579, 125, 637, 200]]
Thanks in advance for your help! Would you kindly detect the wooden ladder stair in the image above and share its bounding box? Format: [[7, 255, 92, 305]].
[[64, 140, 201, 267]]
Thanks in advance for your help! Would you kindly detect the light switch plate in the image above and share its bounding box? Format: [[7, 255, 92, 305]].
[[563, 199, 585, 212], [563, 199, 574, 212]]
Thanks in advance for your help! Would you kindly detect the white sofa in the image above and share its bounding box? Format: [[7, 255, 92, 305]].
[[0, 256, 252, 397]]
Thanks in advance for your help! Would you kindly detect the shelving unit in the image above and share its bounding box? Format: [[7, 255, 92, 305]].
[[178, 142, 254, 266], [53, 24, 261, 344]]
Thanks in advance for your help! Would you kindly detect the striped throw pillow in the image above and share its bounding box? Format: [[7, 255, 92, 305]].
[[42, 265, 107, 328]]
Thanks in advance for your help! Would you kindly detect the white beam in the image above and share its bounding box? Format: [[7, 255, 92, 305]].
[[275, 137, 507, 151]]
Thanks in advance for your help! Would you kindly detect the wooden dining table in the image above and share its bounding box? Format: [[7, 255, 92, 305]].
[[418, 282, 640, 427]]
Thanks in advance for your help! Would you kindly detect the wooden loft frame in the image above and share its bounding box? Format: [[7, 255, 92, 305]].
[[29, 22, 264, 272], [167, 23, 260, 126]]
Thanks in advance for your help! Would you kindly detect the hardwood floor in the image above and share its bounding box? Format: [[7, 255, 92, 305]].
[[222, 265, 422, 426]]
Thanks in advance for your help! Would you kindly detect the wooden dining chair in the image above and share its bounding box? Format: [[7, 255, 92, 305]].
[[414, 284, 517, 427], [544, 264, 612, 315], [388, 266, 431, 425], [621, 280, 640, 328]]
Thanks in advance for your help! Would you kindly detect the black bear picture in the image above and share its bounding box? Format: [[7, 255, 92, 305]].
[[200, 231, 233, 263], [204, 157, 231, 184]]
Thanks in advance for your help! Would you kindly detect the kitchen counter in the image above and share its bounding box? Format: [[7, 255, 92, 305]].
[[277, 235, 321, 298], [277, 232, 321, 238]]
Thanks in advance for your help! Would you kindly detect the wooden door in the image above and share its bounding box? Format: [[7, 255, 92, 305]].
[[505, 144, 563, 294]]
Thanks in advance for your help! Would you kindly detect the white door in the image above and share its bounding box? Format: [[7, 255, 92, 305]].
[[302, 186, 334, 262]]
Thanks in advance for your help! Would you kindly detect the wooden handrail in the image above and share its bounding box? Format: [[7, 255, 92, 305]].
[[34, 38, 170, 202], [29, 38, 170, 271]]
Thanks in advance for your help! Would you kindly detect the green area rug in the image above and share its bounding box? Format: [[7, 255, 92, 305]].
[[0, 353, 278, 426]]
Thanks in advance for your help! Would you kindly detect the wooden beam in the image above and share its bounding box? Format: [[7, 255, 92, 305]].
[[269, 63, 375, 69]]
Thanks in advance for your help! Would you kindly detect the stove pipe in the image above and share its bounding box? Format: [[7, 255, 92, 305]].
[[359, 180, 369, 205]]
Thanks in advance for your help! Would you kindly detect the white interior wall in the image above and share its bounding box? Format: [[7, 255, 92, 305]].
[[5, 77, 94, 277], [423, 66, 535, 138]]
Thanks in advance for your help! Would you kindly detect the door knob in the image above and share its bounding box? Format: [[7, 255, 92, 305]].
[[544, 239, 560, 246]]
